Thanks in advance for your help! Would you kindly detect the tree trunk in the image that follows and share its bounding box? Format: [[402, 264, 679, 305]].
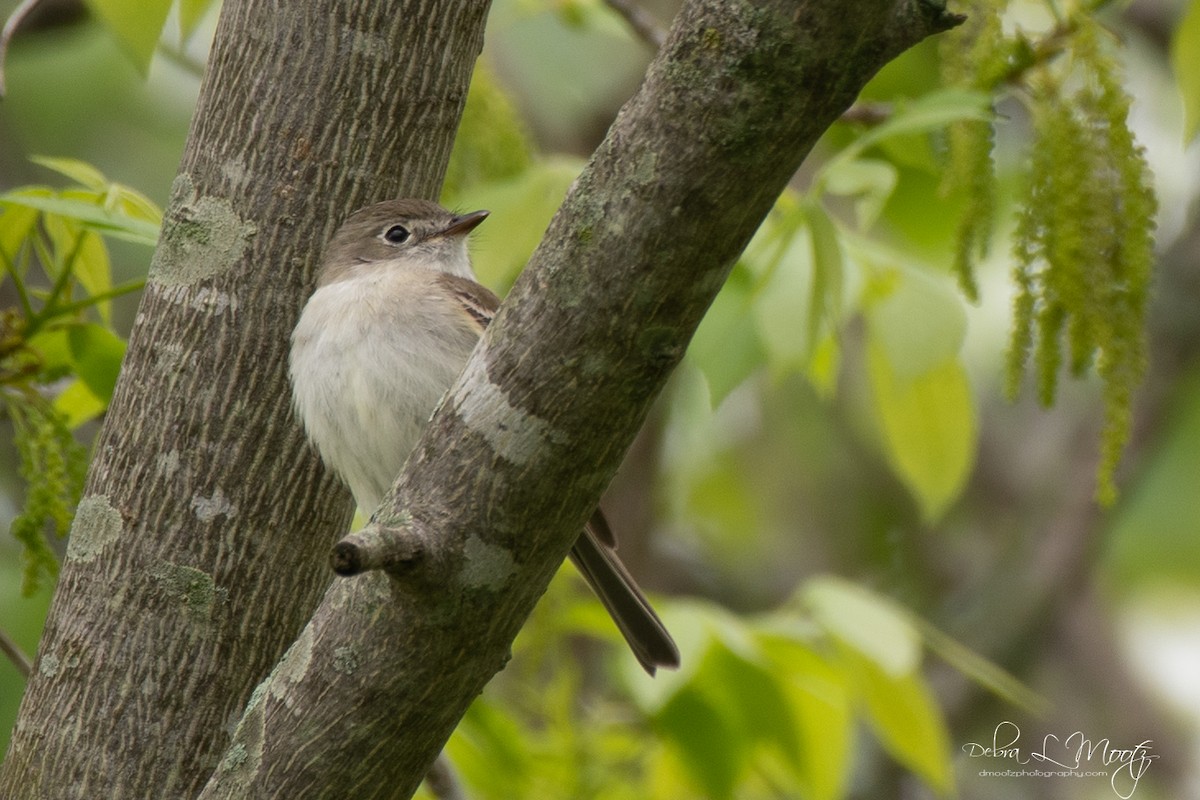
[[0, 0, 489, 797], [196, 1, 961, 798]]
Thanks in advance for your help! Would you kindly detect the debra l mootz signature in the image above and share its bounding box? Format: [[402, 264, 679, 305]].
[[962, 721, 1157, 799]]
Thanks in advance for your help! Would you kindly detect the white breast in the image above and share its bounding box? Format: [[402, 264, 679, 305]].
[[289, 271, 478, 513]]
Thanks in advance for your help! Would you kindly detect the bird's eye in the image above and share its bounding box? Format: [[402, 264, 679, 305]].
[[383, 225, 410, 244]]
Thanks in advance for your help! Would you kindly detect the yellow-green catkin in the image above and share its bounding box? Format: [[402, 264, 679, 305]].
[[4, 392, 87, 594], [1008, 21, 1156, 504], [939, 0, 1007, 301]]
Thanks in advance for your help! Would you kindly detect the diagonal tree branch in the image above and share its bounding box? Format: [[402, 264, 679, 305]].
[[198, 1, 963, 798]]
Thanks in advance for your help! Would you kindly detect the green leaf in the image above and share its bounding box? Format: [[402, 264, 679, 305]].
[[805, 203, 846, 356], [821, 89, 992, 182], [866, 264, 967, 381], [26, 329, 75, 376], [67, 323, 127, 402], [43, 215, 113, 323], [22, 159, 161, 222], [744, 199, 830, 381], [841, 645, 954, 796], [111, 185, 163, 225], [84, 0, 172, 73], [0, 190, 161, 246], [758, 636, 852, 800], [866, 342, 976, 522], [820, 158, 899, 230], [750, 216, 813, 377], [806, 335, 840, 399], [30, 156, 109, 192], [748, 199, 861, 396], [861, 87, 993, 146], [1, 203, 39, 261], [706, 643, 800, 755], [659, 363, 721, 522], [1172, 0, 1200, 143], [805, 577, 921, 676], [657, 686, 743, 800], [687, 263, 765, 405], [53, 379, 107, 428]]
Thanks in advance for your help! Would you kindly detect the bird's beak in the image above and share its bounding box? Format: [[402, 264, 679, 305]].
[[439, 210, 489, 238]]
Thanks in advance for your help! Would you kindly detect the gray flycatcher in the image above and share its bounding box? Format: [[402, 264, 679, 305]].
[[289, 198, 679, 675]]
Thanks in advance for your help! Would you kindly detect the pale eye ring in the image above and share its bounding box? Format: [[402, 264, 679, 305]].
[[383, 225, 410, 244]]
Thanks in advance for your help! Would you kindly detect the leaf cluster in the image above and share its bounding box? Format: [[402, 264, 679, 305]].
[[435, 575, 1034, 800], [1, 157, 160, 592]]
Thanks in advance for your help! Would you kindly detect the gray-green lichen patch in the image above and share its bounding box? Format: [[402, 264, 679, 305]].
[[37, 652, 80, 678], [634, 149, 659, 186], [220, 742, 249, 773], [332, 645, 361, 675], [222, 683, 266, 784], [452, 345, 566, 466], [151, 561, 229, 621], [150, 174, 256, 287], [243, 679, 268, 719], [66, 495, 123, 563], [460, 534, 516, 592], [38, 653, 56, 677]]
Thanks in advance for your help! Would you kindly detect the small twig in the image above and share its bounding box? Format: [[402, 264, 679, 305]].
[[47, 278, 146, 317], [424, 754, 468, 800], [0, 625, 33, 678], [2, 238, 36, 321], [0, 0, 46, 98], [602, 0, 667, 50], [23, 229, 88, 340], [330, 519, 424, 576]]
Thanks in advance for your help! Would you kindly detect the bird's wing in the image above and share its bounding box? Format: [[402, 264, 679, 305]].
[[436, 272, 501, 332]]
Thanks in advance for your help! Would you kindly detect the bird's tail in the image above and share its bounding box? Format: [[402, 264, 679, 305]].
[[569, 513, 680, 676]]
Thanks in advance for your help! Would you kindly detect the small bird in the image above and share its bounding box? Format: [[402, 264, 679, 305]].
[[289, 198, 680, 675]]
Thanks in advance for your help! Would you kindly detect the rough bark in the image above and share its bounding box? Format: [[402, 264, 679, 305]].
[[0, 0, 489, 797], [196, 1, 962, 799]]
